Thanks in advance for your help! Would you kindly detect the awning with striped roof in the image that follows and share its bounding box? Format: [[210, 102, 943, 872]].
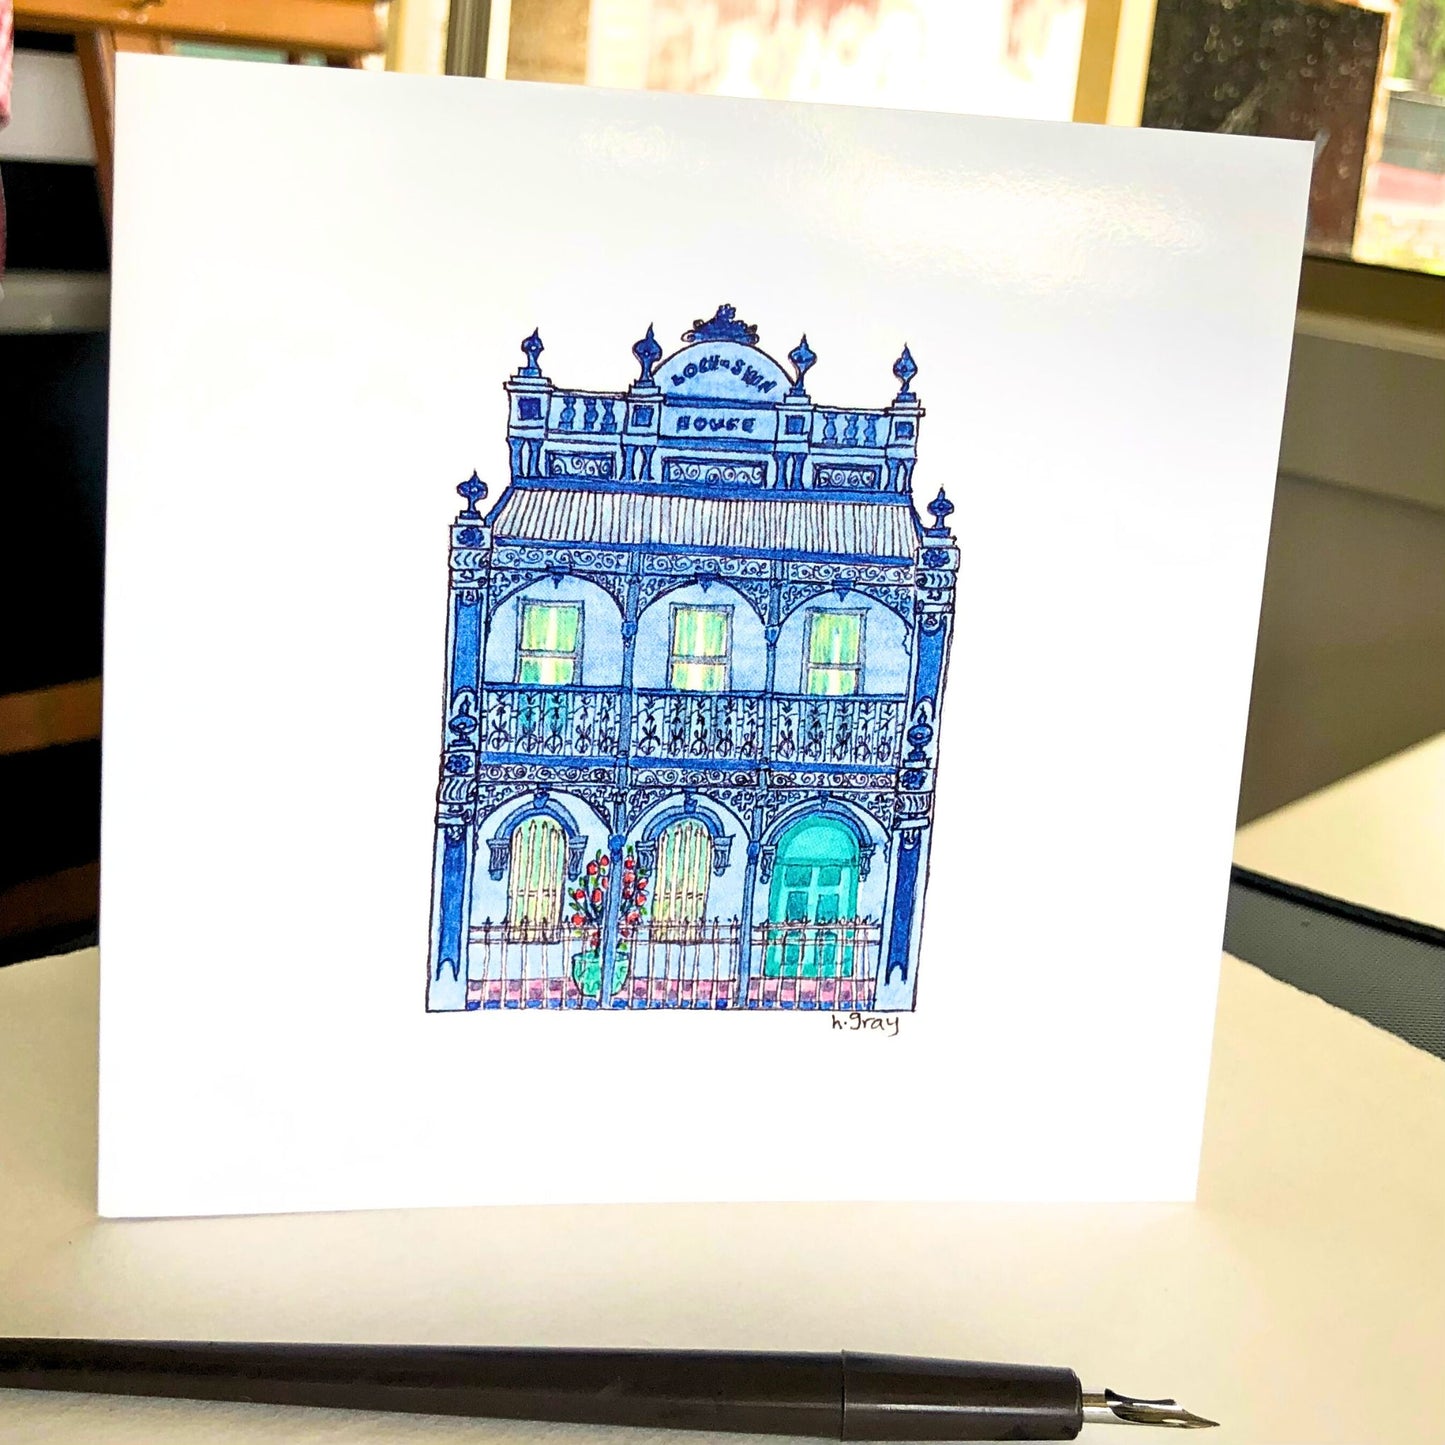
[[488, 488, 920, 561]]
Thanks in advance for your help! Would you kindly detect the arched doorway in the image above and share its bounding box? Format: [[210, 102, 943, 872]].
[[765, 815, 860, 977], [652, 818, 712, 934], [507, 813, 566, 938]]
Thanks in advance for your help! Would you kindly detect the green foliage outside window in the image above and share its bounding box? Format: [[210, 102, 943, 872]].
[[1395, 0, 1445, 96]]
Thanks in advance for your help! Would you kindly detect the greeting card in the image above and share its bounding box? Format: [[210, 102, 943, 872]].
[[98, 58, 1310, 1216]]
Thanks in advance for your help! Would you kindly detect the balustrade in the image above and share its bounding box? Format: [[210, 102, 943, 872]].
[[817, 410, 887, 448], [554, 392, 620, 433], [769, 694, 904, 766], [632, 689, 767, 761], [478, 686, 903, 767], [480, 685, 624, 757]]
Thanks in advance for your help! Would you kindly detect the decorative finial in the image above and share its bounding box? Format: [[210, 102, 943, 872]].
[[457, 471, 488, 519], [926, 487, 954, 534], [787, 334, 816, 396], [632, 323, 662, 382], [448, 694, 477, 738], [519, 328, 544, 377], [893, 343, 918, 398], [683, 304, 759, 345]]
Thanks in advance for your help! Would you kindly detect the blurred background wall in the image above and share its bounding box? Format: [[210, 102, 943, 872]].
[[2, 0, 1441, 960]]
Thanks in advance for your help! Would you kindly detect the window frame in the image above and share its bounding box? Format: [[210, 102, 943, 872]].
[[668, 602, 734, 693], [652, 818, 714, 927], [803, 607, 865, 697], [506, 813, 566, 934], [515, 599, 583, 687]]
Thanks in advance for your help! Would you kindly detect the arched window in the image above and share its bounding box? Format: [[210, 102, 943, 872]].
[[652, 819, 712, 929], [507, 814, 565, 935]]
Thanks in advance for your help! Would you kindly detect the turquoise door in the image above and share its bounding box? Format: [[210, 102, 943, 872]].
[[765, 817, 859, 977]]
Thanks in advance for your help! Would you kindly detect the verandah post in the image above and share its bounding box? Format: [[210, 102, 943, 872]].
[[427, 488, 488, 1011], [598, 827, 626, 1005]]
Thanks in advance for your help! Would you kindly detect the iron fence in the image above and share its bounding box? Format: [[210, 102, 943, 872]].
[[464, 918, 879, 1011]]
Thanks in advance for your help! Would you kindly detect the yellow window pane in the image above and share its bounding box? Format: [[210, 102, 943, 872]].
[[507, 815, 564, 927], [654, 819, 712, 924]]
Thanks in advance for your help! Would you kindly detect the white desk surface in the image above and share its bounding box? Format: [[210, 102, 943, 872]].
[[2, 948, 1441, 1445], [1235, 730, 1445, 931]]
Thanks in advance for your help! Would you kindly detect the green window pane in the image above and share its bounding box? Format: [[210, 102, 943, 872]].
[[785, 891, 808, 919], [783, 865, 811, 887], [519, 656, 575, 686], [816, 895, 840, 923], [817, 866, 842, 888], [521, 602, 579, 653], [672, 608, 697, 655], [809, 612, 860, 665], [673, 607, 729, 659]]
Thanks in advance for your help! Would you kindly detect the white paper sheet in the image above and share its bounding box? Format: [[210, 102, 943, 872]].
[[99, 57, 1310, 1217]]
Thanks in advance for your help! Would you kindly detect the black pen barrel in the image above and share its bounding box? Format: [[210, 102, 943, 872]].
[[843, 1352, 1082, 1440], [0, 1342, 842, 1435], [0, 1342, 1084, 1440]]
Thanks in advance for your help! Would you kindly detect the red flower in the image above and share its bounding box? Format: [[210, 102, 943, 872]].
[[591, 888, 603, 905], [626, 909, 640, 924], [586, 861, 598, 876], [571, 913, 585, 927], [572, 888, 585, 901]]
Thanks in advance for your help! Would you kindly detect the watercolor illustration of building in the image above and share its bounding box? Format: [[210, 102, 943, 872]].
[[426, 305, 957, 1012]]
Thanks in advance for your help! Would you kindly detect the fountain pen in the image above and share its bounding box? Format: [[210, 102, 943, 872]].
[[0, 1340, 1217, 1439]]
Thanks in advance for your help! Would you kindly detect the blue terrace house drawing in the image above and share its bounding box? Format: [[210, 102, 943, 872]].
[[427, 306, 957, 1012]]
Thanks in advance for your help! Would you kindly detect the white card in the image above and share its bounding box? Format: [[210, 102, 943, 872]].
[[99, 57, 1310, 1217]]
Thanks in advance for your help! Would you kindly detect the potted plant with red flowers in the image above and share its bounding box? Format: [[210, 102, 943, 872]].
[[568, 845, 649, 999]]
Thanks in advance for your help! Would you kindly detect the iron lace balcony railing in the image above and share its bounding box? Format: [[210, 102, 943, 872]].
[[479, 685, 624, 757], [632, 690, 767, 761], [769, 694, 903, 767], [478, 685, 904, 767]]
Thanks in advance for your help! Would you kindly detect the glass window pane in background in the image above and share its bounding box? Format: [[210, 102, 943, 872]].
[[488, 0, 1445, 274], [508, 0, 1084, 121], [1140, 0, 1444, 274]]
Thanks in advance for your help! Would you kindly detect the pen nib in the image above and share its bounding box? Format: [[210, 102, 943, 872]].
[[1082, 1389, 1219, 1429]]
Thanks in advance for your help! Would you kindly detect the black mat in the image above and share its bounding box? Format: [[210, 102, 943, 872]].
[[1225, 867, 1445, 1060]]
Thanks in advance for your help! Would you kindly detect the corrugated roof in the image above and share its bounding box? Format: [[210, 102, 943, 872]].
[[490, 488, 920, 560]]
